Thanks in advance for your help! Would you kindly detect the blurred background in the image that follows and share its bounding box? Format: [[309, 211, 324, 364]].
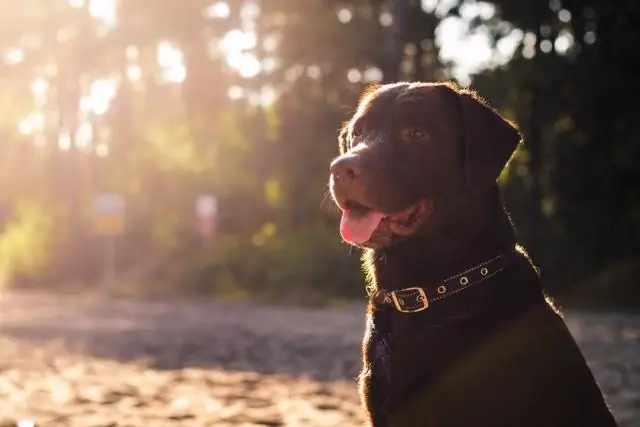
[[0, 2, 638, 426], [0, 0, 638, 309]]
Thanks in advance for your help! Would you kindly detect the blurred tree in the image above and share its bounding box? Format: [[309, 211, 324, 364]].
[[473, 0, 640, 305], [0, 0, 635, 307]]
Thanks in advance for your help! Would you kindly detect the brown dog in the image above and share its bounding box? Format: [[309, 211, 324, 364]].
[[329, 82, 618, 427]]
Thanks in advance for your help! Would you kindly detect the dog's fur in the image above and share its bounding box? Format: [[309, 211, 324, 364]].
[[329, 82, 618, 427]]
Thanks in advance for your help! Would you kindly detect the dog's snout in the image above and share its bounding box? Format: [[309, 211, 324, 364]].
[[330, 156, 362, 182]]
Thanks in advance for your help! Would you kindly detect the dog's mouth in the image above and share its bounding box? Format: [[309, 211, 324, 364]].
[[338, 199, 433, 246]]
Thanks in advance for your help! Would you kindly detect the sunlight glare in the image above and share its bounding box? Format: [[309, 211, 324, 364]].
[[422, 0, 457, 17], [496, 29, 524, 64], [157, 42, 187, 83], [523, 32, 537, 47], [31, 78, 49, 106], [260, 86, 278, 107], [82, 79, 116, 115], [422, 0, 438, 13], [558, 9, 572, 23], [379, 12, 393, 27], [460, 2, 495, 21], [240, 2, 260, 21], [219, 28, 261, 78], [584, 31, 596, 44], [262, 58, 277, 73], [166, 65, 187, 83], [157, 42, 182, 68], [221, 30, 257, 52], [540, 40, 553, 53], [262, 36, 278, 52], [58, 133, 72, 151], [284, 65, 304, 83], [522, 47, 536, 59], [88, 0, 116, 26], [228, 52, 261, 78], [248, 92, 261, 107], [364, 67, 383, 82], [554, 30, 574, 55], [79, 97, 92, 113], [338, 8, 352, 24], [227, 86, 243, 100], [75, 122, 94, 149], [18, 113, 44, 135], [347, 69, 362, 83], [126, 65, 142, 81], [307, 65, 321, 79], [437, 17, 493, 83], [204, 2, 230, 19], [5, 48, 24, 65], [426, 1, 527, 83], [522, 33, 536, 59]]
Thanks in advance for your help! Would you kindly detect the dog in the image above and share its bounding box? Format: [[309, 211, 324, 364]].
[[329, 82, 619, 427]]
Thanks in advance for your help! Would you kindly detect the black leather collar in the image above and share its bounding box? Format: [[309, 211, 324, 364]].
[[371, 251, 514, 313]]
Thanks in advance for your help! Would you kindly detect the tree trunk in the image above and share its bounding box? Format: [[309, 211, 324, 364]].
[[383, 0, 409, 82]]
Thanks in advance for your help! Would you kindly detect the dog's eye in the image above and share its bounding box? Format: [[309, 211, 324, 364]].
[[402, 127, 427, 140]]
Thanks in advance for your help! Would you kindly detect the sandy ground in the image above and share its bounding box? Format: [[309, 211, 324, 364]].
[[0, 291, 638, 427]]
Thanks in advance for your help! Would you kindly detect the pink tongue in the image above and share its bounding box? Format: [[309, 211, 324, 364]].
[[340, 209, 385, 244]]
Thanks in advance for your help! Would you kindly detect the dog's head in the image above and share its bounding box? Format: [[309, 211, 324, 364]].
[[329, 82, 522, 248]]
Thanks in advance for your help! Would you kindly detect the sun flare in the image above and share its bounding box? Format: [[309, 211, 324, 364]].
[[219, 29, 262, 78]]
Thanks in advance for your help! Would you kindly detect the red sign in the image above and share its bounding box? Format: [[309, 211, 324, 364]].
[[197, 216, 215, 237]]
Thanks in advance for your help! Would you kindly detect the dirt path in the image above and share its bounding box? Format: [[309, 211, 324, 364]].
[[0, 291, 638, 426]]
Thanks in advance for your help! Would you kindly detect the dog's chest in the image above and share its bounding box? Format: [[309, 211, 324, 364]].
[[361, 310, 393, 426], [371, 333, 391, 394], [364, 308, 477, 421]]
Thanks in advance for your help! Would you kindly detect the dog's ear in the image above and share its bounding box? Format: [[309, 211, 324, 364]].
[[456, 89, 522, 194]]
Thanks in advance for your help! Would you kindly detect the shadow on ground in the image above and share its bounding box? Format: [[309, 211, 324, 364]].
[[0, 291, 364, 381], [1, 290, 639, 426]]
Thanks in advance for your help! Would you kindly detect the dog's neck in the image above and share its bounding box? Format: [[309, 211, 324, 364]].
[[367, 186, 518, 292]]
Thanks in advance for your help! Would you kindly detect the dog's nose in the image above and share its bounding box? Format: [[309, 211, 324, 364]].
[[330, 156, 362, 182]]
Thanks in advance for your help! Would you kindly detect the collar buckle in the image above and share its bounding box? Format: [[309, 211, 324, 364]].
[[390, 287, 429, 313]]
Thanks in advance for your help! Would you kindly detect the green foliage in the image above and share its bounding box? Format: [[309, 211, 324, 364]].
[[240, 221, 362, 303], [473, 0, 639, 305], [0, 200, 54, 287], [139, 220, 362, 305]]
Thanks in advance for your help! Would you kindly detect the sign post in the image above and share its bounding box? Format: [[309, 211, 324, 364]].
[[195, 194, 217, 244], [92, 193, 125, 285]]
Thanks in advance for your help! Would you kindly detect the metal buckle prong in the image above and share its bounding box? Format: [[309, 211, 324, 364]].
[[390, 287, 429, 313]]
